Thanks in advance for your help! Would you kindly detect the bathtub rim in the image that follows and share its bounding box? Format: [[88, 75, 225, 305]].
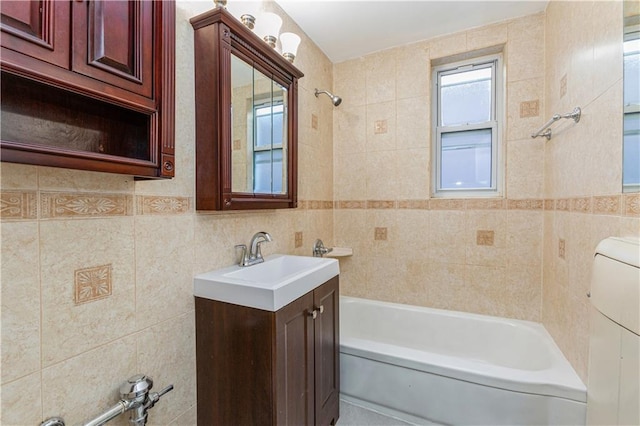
[[339, 296, 587, 403]]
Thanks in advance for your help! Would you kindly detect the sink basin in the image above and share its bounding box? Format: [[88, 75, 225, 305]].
[[194, 254, 339, 311]]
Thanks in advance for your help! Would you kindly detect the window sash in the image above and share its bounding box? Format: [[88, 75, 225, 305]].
[[433, 55, 501, 196]]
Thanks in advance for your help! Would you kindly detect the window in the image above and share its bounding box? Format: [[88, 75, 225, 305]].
[[433, 54, 502, 196], [623, 27, 640, 192], [253, 102, 285, 193]]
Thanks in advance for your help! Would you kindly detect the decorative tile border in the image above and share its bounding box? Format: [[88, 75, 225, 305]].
[[624, 194, 640, 216], [306, 200, 333, 210], [136, 195, 190, 215], [41, 192, 133, 219], [593, 195, 621, 215], [331, 195, 639, 217], [507, 199, 543, 210], [0, 191, 37, 220]]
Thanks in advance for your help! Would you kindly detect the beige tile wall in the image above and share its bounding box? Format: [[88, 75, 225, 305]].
[[333, 13, 549, 322], [0, 1, 334, 424], [542, 0, 639, 382]]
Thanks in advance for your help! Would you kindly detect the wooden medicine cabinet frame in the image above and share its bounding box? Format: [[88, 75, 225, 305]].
[[190, 7, 304, 210]]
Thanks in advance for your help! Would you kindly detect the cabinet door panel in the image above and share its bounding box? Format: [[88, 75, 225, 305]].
[[72, 0, 152, 98], [276, 292, 314, 426], [0, 0, 70, 68], [314, 277, 340, 425]]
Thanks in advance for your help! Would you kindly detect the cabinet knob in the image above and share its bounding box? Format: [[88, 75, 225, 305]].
[[318, 305, 324, 314], [308, 309, 317, 319]]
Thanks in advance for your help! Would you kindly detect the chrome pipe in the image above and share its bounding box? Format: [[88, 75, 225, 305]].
[[82, 401, 129, 426]]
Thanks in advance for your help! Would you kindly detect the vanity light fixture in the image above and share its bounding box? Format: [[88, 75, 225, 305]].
[[280, 32, 301, 63], [254, 12, 282, 48], [220, 1, 300, 62]]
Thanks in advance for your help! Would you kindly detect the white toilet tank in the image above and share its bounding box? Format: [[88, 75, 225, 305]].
[[586, 237, 640, 426]]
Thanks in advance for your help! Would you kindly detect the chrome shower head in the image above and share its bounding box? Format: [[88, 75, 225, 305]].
[[314, 89, 342, 107]]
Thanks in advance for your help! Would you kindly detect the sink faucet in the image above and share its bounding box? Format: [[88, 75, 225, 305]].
[[236, 232, 272, 266], [313, 239, 333, 257]]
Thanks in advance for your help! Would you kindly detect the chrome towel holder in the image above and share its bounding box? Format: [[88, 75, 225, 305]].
[[531, 106, 581, 140]]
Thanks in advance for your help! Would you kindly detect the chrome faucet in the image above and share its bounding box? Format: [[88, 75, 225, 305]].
[[40, 375, 173, 426], [236, 231, 272, 266], [313, 239, 333, 257]]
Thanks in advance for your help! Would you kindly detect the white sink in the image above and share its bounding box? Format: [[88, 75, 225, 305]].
[[194, 254, 339, 311]]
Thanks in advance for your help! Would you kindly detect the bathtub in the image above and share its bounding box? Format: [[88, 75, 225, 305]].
[[340, 296, 587, 425]]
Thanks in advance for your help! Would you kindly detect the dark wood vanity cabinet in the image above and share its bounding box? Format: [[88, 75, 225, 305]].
[[195, 276, 340, 426], [0, 0, 176, 178]]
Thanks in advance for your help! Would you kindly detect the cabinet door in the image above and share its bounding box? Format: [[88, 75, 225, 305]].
[[276, 291, 315, 426], [313, 277, 340, 425], [0, 0, 70, 68], [72, 0, 153, 98]]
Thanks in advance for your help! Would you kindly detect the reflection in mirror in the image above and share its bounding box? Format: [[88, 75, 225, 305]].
[[623, 3, 640, 192], [230, 53, 288, 195]]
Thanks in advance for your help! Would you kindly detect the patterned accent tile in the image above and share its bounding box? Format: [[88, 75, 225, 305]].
[[560, 74, 567, 98], [367, 200, 396, 209], [41, 192, 133, 219], [337, 200, 366, 209], [571, 197, 592, 214], [0, 191, 38, 220], [430, 199, 465, 210], [374, 227, 387, 241], [556, 198, 570, 211], [624, 194, 640, 217], [593, 195, 621, 215], [294, 231, 303, 248], [558, 239, 566, 260], [544, 199, 555, 210], [136, 196, 190, 215], [311, 114, 318, 130], [233, 139, 241, 150], [74, 264, 112, 305], [476, 230, 495, 246], [507, 199, 543, 210], [519, 100, 540, 118], [374, 120, 388, 134], [466, 199, 506, 210], [398, 200, 429, 209]]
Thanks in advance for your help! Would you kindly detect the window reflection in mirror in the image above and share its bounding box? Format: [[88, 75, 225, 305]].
[[623, 4, 640, 192], [230, 53, 288, 195]]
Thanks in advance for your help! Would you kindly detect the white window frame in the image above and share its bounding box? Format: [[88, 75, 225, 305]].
[[623, 23, 640, 193], [432, 53, 504, 198]]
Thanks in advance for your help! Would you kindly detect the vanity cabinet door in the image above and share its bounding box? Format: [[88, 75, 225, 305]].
[[313, 276, 340, 426], [0, 0, 70, 69], [275, 291, 315, 426], [71, 0, 153, 99]]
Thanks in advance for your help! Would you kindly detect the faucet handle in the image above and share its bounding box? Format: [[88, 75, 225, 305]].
[[235, 244, 248, 265], [146, 384, 174, 410]]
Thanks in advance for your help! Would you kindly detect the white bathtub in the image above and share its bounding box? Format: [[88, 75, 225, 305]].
[[340, 296, 587, 425]]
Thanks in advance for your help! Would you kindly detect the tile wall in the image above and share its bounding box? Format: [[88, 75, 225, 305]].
[[542, 0, 639, 381], [0, 1, 334, 424], [332, 13, 550, 322]]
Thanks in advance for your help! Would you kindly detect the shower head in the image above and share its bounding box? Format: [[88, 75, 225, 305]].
[[314, 89, 342, 107]]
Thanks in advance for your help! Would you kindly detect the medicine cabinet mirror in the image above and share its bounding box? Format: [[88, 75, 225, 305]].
[[191, 7, 303, 210], [623, 1, 640, 193]]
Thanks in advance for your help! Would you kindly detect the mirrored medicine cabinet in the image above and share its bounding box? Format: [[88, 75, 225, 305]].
[[190, 7, 304, 210]]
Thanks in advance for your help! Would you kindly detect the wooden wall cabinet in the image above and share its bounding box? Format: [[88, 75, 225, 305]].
[[195, 276, 340, 425], [190, 7, 303, 210], [0, 0, 176, 178]]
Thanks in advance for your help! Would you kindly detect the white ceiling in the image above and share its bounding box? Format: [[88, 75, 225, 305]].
[[275, 0, 549, 63]]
